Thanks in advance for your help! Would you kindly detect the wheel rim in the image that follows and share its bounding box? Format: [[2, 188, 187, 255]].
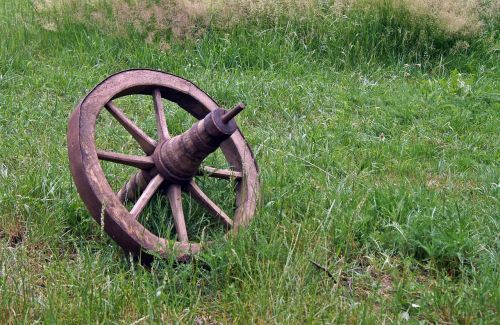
[[67, 69, 259, 261]]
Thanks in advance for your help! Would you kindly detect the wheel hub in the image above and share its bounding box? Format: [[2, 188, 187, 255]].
[[153, 106, 244, 184]]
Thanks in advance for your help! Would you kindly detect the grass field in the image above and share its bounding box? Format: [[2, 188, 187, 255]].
[[1, 0, 499, 323]]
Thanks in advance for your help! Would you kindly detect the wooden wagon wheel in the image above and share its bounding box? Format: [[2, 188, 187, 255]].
[[67, 69, 259, 262]]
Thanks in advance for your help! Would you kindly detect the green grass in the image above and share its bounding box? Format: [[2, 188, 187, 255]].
[[1, 0, 499, 323]]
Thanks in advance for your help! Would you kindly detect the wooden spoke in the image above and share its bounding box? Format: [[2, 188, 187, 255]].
[[129, 174, 164, 219], [97, 150, 155, 170], [117, 170, 154, 203], [185, 180, 233, 228], [166, 185, 188, 243], [105, 101, 157, 155], [198, 166, 243, 180], [152, 89, 170, 141]]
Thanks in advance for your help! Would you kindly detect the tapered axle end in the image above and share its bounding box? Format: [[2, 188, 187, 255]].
[[154, 104, 245, 183], [222, 102, 246, 124]]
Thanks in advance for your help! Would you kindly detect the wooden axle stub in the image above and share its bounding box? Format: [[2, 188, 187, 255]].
[[153, 107, 243, 183]]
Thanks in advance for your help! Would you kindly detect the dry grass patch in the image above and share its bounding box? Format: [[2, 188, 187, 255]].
[[401, 0, 491, 36], [0, 220, 25, 248], [33, 0, 499, 40]]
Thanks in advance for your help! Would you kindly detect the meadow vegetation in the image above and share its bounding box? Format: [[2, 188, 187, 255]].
[[1, 0, 499, 323]]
